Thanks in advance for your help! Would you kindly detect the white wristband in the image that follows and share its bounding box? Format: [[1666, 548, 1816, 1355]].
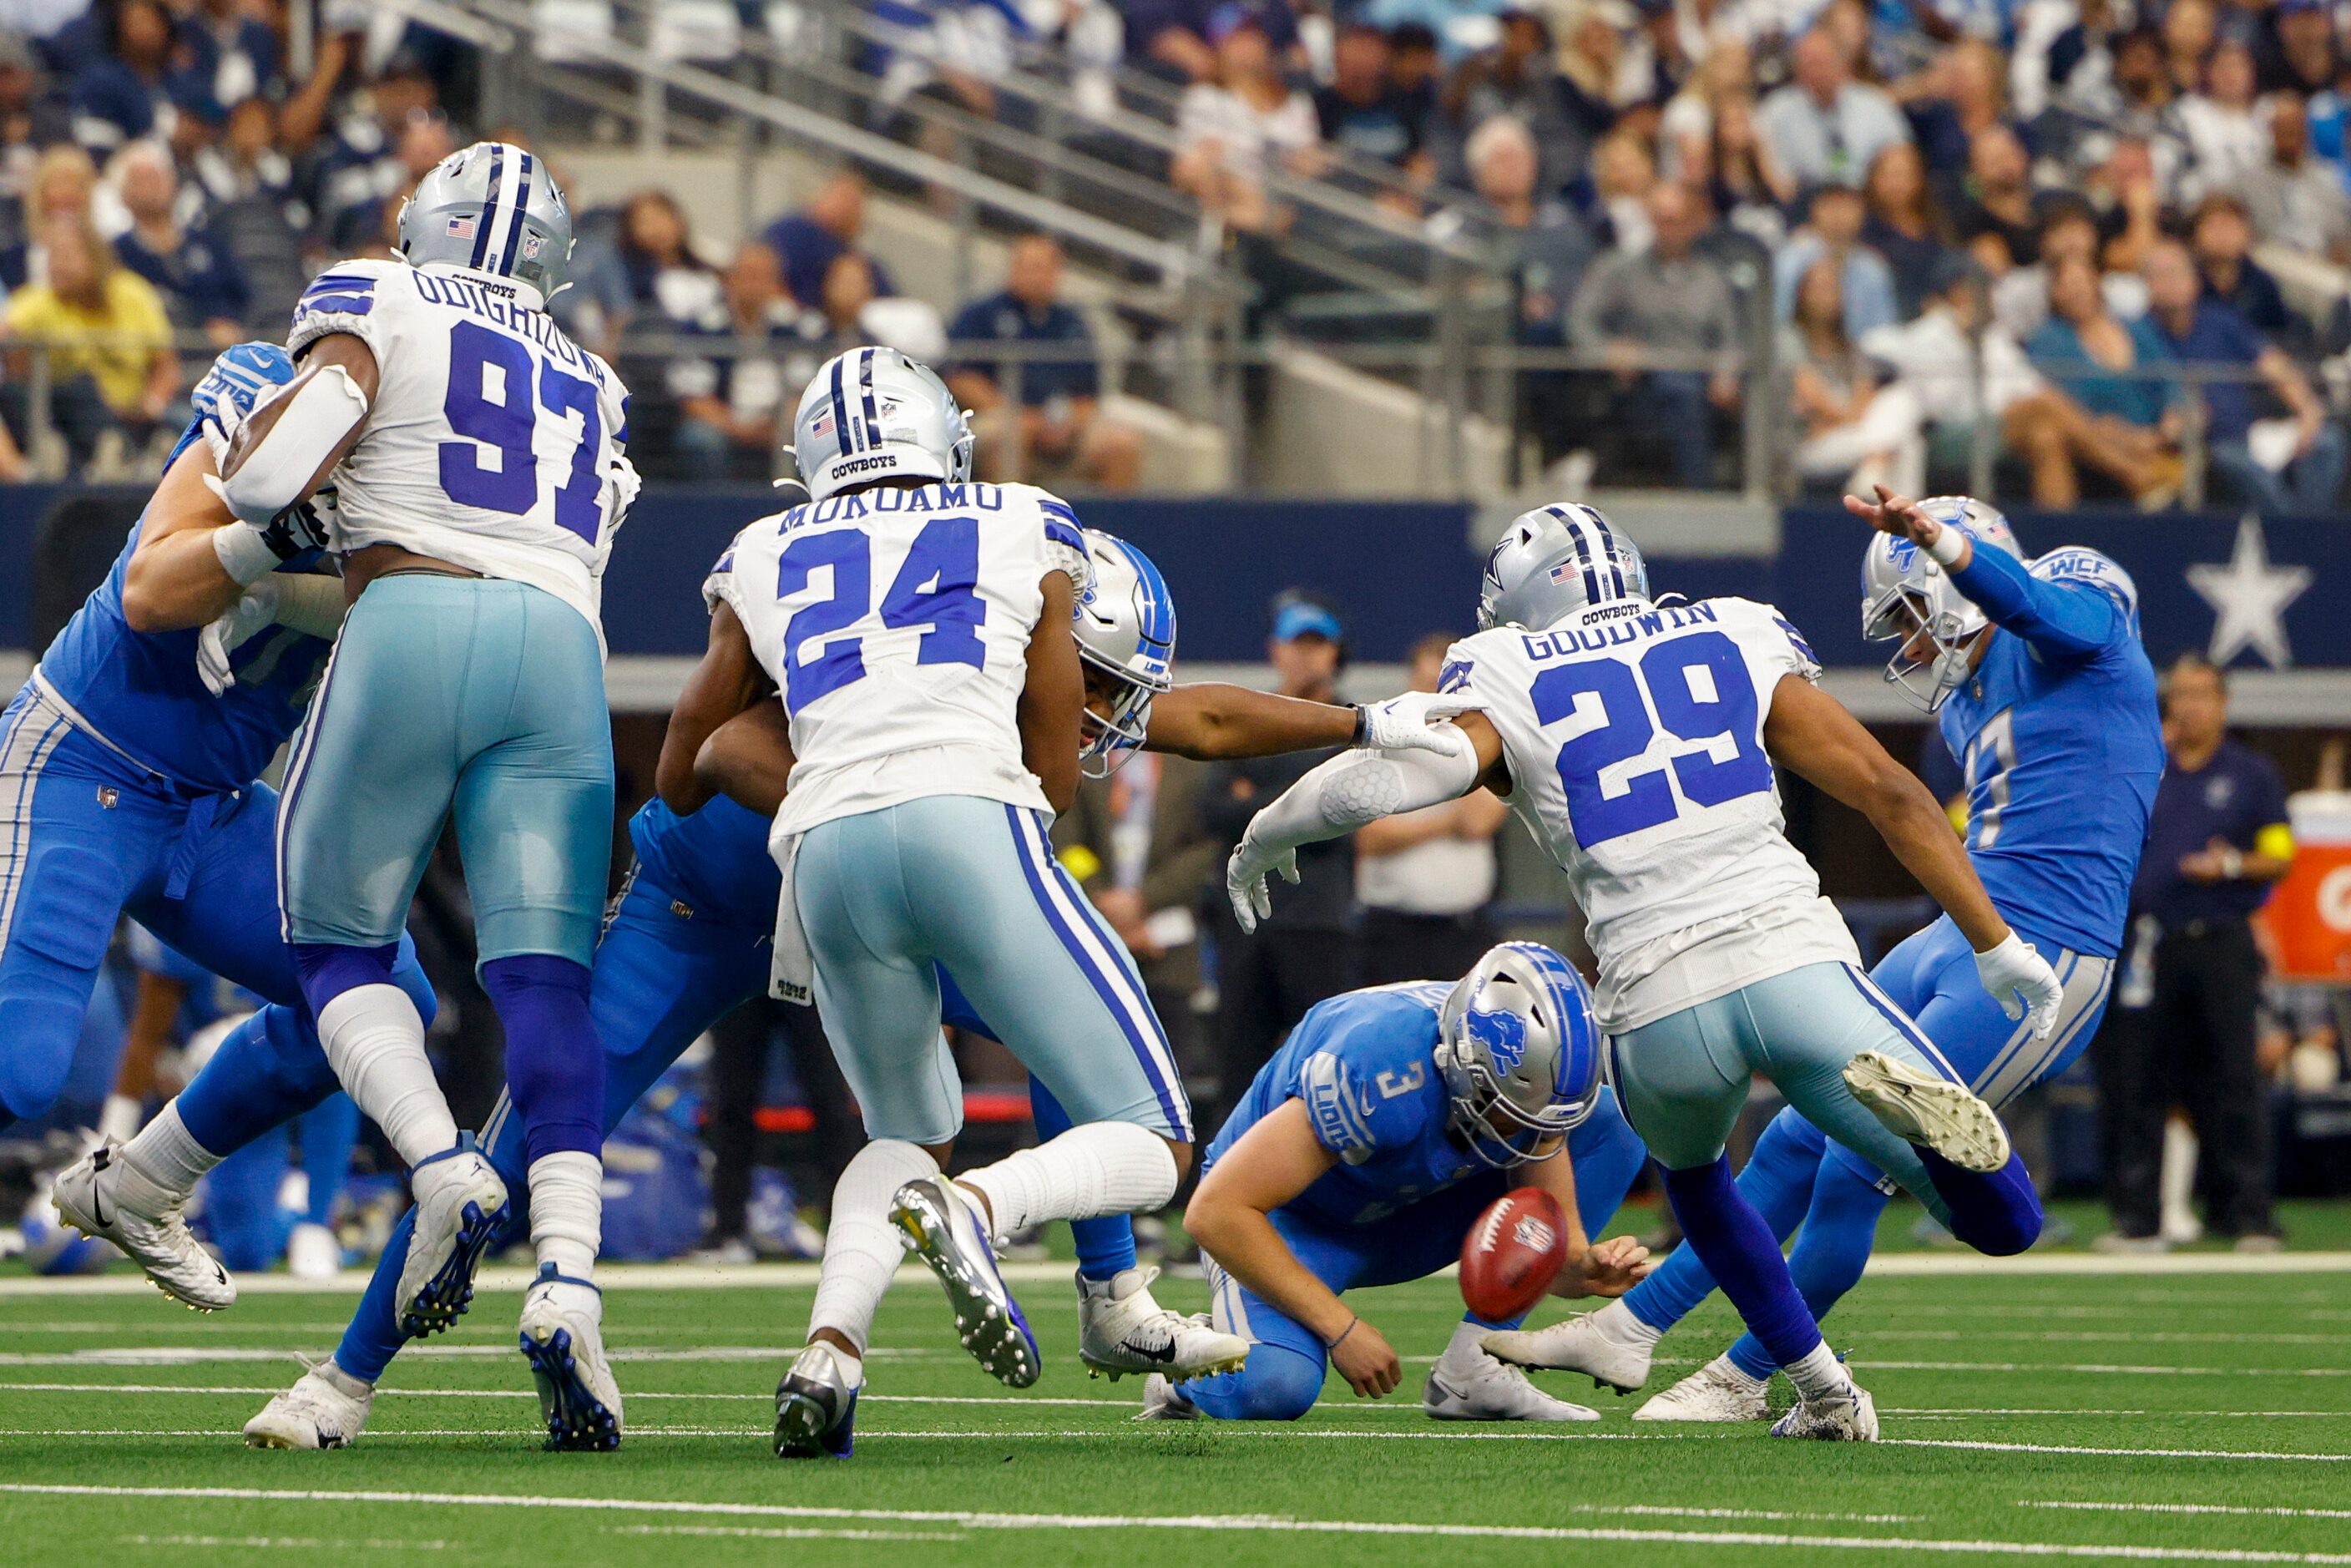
[[211, 523, 283, 586], [1925, 524, 1968, 566], [270, 573, 348, 639]]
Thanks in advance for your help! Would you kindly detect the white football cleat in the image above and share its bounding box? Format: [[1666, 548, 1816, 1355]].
[[285, 1222, 341, 1280], [1133, 1372, 1200, 1421], [1633, 1354, 1772, 1423], [891, 1176, 1040, 1388], [1843, 1050, 2011, 1173], [1425, 1353, 1601, 1421], [518, 1264, 623, 1451], [50, 1140, 233, 1311], [1079, 1266, 1248, 1383], [244, 1361, 374, 1449], [1770, 1373, 1879, 1441], [1479, 1306, 1652, 1393], [397, 1135, 509, 1337]]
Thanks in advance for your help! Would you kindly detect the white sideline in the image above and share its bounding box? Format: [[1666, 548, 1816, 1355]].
[[6, 1250, 2351, 1299], [3, 1485, 2348, 1564]]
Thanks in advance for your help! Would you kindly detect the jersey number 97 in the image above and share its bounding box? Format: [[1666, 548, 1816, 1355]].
[[437, 321, 609, 544]]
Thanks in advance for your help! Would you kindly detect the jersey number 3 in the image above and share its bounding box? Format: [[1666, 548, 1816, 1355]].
[[774, 518, 988, 708], [1533, 630, 1773, 849], [438, 321, 606, 543]]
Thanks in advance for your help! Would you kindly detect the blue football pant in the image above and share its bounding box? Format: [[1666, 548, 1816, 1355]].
[[200, 1092, 360, 1272], [0, 684, 427, 1129], [1624, 918, 2113, 1376], [1183, 1088, 1649, 1421]]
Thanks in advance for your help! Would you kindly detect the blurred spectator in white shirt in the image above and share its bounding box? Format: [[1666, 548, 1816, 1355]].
[[1756, 28, 1910, 191], [1173, 6, 1321, 235], [669, 241, 816, 482], [2172, 38, 2267, 205], [2245, 91, 2351, 263]]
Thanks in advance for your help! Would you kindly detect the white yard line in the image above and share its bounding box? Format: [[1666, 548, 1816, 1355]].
[[1886, 1439, 2351, 1464], [1, 1484, 2346, 1564], [2023, 1503, 2351, 1522], [1854, 1360, 2351, 1378]]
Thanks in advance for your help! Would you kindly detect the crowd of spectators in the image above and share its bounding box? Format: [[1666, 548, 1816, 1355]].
[[17, 0, 2351, 502]]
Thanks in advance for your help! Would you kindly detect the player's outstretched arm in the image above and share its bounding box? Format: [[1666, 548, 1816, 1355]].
[[1764, 675, 2063, 1038], [1146, 685, 1484, 761], [1186, 1100, 1403, 1398], [1846, 483, 2116, 658], [658, 600, 775, 815], [695, 700, 796, 819], [1019, 569, 1086, 814], [1225, 713, 1500, 932]]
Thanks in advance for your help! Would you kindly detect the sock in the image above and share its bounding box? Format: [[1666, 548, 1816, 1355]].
[[482, 955, 602, 1166], [959, 1121, 1178, 1242], [1437, 1318, 1493, 1378], [1623, 1110, 1824, 1334], [316, 1358, 374, 1399], [1783, 1341, 1850, 1404], [811, 1140, 939, 1357], [1660, 1157, 1825, 1373], [528, 1150, 603, 1280], [1706, 1349, 1772, 1392], [315, 984, 454, 1167], [1728, 1155, 1898, 1381], [175, 1005, 341, 1158], [813, 1341, 864, 1391], [1588, 1295, 1666, 1348], [1029, 1077, 1140, 1280], [115, 1102, 221, 1211], [99, 1093, 143, 1143], [1917, 1144, 2043, 1257]]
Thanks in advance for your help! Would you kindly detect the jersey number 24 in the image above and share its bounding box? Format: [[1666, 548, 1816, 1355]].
[[1533, 630, 1774, 849], [773, 518, 988, 708]]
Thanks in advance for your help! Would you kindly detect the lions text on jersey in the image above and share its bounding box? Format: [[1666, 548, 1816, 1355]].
[[1441, 597, 1856, 1031], [286, 259, 636, 635], [709, 481, 1092, 841]]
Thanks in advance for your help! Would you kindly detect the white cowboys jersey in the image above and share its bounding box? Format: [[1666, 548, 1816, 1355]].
[[286, 258, 638, 635], [1443, 595, 1860, 1031], [709, 480, 1093, 840]]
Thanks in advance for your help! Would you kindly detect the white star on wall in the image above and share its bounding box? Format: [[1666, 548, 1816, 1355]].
[[2186, 514, 2311, 670]]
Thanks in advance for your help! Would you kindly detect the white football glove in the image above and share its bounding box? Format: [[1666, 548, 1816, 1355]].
[[198, 575, 283, 696], [1355, 689, 1484, 753], [1974, 932, 2063, 1040], [1226, 832, 1300, 934]]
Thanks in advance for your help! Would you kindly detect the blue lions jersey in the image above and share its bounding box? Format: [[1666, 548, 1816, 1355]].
[[33, 346, 335, 795], [1206, 984, 1543, 1228], [628, 795, 781, 931], [1936, 544, 2163, 959]]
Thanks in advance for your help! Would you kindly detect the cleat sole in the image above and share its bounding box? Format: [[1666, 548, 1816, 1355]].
[[520, 1325, 622, 1453]]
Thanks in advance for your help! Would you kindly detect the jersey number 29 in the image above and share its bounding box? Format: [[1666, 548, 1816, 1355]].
[[437, 321, 607, 543], [774, 518, 988, 708], [1533, 630, 1774, 849]]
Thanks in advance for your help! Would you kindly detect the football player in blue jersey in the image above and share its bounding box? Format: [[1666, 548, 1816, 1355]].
[[1489, 490, 2161, 1421], [19, 344, 435, 1313], [1139, 942, 1651, 1425], [218, 528, 1477, 1449]]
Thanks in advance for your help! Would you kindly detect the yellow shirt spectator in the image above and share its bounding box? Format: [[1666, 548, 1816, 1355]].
[[5, 266, 173, 418]]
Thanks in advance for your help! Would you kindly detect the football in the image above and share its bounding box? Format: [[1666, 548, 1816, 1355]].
[[1459, 1186, 1568, 1322]]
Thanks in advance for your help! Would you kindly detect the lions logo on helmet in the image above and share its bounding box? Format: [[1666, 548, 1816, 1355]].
[[1434, 942, 1605, 1166], [1860, 495, 2023, 712], [1072, 529, 1177, 775]]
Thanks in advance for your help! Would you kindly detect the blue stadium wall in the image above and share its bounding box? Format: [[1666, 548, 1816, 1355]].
[[3, 488, 2343, 670]]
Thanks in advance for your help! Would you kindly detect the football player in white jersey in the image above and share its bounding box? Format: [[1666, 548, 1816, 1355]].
[[207, 143, 640, 1449], [1227, 503, 2065, 1440]]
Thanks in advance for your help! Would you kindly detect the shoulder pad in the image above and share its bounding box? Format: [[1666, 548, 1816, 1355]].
[[289, 260, 402, 357], [2030, 547, 2139, 611], [1297, 1050, 1380, 1165]]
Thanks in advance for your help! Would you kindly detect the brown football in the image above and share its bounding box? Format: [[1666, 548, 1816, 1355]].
[[1459, 1186, 1568, 1322]]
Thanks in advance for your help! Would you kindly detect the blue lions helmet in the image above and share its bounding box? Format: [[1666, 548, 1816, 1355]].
[[1073, 529, 1176, 776], [1478, 503, 1650, 633], [1435, 942, 1605, 1165], [396, 140, 574, 300], [172, 341, 295, 470], [1859, 495, 2022, 712]]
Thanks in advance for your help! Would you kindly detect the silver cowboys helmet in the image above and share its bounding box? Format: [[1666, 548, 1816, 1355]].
[[1478, 503, 1650, 632], [1860, 495, 2022, 712], [1436, 942, 1606, 1166], [1073, 529, 1177, 776], [397, 141, 574, 301], [792, 346, 974, 502]]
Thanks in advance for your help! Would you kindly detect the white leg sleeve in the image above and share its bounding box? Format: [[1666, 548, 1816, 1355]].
[[811, 1140, 939, 1357], [316, 984, 456, 1168], [959, 1121, 1179, 1242], [528, 1151, 603, 1280]]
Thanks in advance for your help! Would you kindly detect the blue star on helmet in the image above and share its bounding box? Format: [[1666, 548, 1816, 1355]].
[[1467, 1002, 1529, 1073]]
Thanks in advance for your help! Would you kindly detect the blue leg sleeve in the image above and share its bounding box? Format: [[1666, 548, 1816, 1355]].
[[1917, 1144, 2041, 1256], [483, 953, 601, 1164], [334, 1206, 416, 1383], [1624, 1108, 1824, 1334], [1659, 1156, 1823, 1371], [1030, 1074, 1139, 1280], [1726, 1154, 1892, 1380], [176, 1004, 341, 1156], [296, 1093, 361, 1226]]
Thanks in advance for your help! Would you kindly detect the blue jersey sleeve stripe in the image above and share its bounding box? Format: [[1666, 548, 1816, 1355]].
[[296, 292, 375, 317], [303, 273, 378, 294], [1043, 518, 1084, 554], [1039, 498, 1080, 524]]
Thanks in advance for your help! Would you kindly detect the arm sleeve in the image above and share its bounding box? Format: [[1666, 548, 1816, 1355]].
[[1241, 731, 1483, 859], [1946, 542, 2120, 660]]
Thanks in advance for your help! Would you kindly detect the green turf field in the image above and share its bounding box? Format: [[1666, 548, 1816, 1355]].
[[5, 1215, 2351, 1568]]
